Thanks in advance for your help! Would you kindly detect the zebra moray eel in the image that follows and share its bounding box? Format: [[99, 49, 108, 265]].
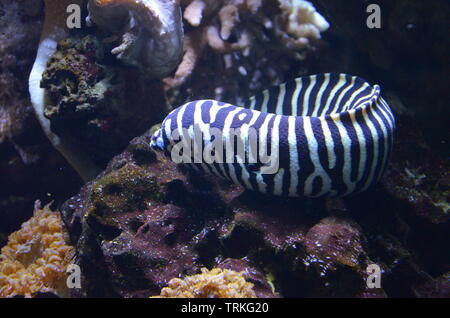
[[150, 73, 395, 197]]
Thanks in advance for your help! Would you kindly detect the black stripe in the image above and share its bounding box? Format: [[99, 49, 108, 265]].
[[373, 103, 393, 181], [339, 112, 361, 183], [295, 76, 311, 116], [335, 77, 359, 113], [181, 101, 197, 128], [261, 115, 277, 194], [311, 176, 323, 197], [324, 116, 347, 195], [306, 74, 324, 116], [266, 85, 279, 114], [310, 117, 329, 195], [247, 89, 265, 111], [326, 75, 351, 114], [365, 106, 385, 186], [295, 118, 315, 196], [353, 108, 375, 192], [279, 116, 291, 196], [201, 100, 212, 123], [282, 80, 297, 116], [316, 74, 338, 116]]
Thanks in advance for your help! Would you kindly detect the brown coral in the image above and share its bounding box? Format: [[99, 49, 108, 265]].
[[153, 267, 257, 298], [165, 0, 330, 105], [0, 201, 75, 298]]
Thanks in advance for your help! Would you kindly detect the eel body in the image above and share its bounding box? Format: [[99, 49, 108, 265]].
[[151, 73, 395, 197]]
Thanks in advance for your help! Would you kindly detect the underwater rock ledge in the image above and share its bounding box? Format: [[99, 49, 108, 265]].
[[59, 112, 448, 298]]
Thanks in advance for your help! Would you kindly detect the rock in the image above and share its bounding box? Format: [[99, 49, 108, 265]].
[[60, 109, 448, 297], [381, 116, 449, 225], [303, 217, 368, 297], [59, 132, 374, 297], [40, 33, 168, 166], [414, 272, 450, 298], [216, 258, 278, 298]]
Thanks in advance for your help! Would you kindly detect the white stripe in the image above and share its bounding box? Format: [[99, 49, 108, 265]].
[[370, 104, 390, 182], [379, 98, 395, 147], [222, 107, 245, 186], [301, 76, 316, 116], [378, 98, 395, 130], [271, 115, 283, 195], [209, 100, 224, 123], [330, 114, 354, 195], [239, 110, 263, 190], [303, 117, 332, 197], [164, 118, 172, 142], [331, 76, 355, 114], [273, 169, 285, 196], [248, 96, 256, 110], [288, 116, 299, 196], [176, 103, 188, 136], [320, 118, 336, 169], [291, 78, 303, 116], [311, 74, 330, 117], [275, 83, 286, 115], [256, 113, 275, 193], [174, 104, 189, 161], [261, 90, 270, 113], [348, 109, 367, 183], [360, 107, 379, 192], [199, 101, 224, 176], [320, 74, 347, 116], [342, 82, 371, 111]]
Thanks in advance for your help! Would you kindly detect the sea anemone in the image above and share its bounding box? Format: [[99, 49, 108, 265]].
[[0, 201, 75, 298]]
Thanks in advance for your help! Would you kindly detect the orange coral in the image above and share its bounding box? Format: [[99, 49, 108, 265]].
[[0, 201, 75, 298], [153, 267, 257, 298]]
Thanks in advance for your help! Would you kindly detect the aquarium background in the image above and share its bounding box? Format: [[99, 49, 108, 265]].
[[0, 0, 448, 298]]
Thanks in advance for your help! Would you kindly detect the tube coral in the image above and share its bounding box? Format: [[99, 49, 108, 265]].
[[153, 267, 257, 298], [0, 201, 75, 298]]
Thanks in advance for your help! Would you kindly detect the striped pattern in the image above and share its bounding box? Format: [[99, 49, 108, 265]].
[[150, 73, 395, 197]]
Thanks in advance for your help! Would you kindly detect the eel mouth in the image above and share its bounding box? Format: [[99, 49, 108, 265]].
[[150, 129, 164, 151]]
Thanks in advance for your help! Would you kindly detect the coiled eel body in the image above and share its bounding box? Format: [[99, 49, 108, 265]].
[[151, 73, 395, 197]]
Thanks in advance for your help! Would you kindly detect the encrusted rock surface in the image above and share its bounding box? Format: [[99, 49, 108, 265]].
[[41, 34, 168, 166], [60, 112, 449, 297]]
